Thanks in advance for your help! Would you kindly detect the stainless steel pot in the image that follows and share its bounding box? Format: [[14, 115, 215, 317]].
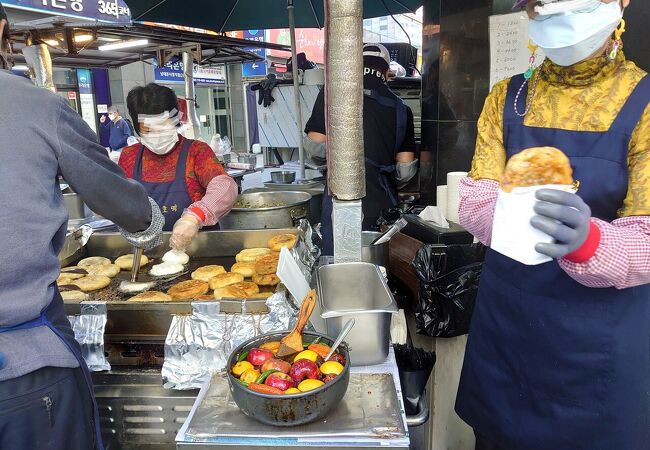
[[227, 331, 350, 426], [243, 186, 323, 226], [220, 191, 311, 230], [270, 170, 296, 184]]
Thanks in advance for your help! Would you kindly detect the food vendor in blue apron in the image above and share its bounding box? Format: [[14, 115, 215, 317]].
[[119, 83, 238, 251], [455, 0, 649, 448]]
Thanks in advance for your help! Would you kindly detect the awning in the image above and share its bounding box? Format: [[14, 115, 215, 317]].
[[8, 17, 291, 68]]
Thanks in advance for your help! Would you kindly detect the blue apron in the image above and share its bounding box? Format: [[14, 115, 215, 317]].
[[0, 291, 104, 450], [320, 89, 407, 255], [455, 74, 650, 449], [134, 139, 193, 232]]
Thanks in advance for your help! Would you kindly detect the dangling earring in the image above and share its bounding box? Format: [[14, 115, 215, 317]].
[[608, 19, 626, 60], [524, 40, 539, 81]]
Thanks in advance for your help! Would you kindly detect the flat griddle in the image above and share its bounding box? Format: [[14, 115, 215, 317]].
[[86, 255, 236, 303]]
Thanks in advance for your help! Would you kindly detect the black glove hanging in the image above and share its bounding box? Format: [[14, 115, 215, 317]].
[[251, 74, 279, 107]]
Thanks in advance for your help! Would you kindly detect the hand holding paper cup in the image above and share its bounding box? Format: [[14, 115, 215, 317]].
[[491, 147, 579, 265]]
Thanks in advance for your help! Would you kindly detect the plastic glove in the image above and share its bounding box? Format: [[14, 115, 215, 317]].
[[119, 197, 164, 250], [170, 212, 201, 251], [530, 189, 591, 259]]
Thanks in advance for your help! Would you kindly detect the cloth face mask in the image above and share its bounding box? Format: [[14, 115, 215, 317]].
[[529, 1, 622, 66]]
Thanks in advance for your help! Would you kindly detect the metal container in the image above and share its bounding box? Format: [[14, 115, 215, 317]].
[[318, 232, 390, 273], [237, 153, 257, 165], [220, 191, 311, 230], [270, 170, 296, 184], [317, 262, 398, 366], [63, 192, 88, 219], [227, 331, 350, 426], [361, 231, 389, 269]]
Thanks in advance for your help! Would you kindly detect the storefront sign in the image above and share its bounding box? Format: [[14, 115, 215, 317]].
[[154, 60, 225, 85], [268, 28, 324, 64], [241, 29, 267, 78], [76, 69, 98, 133], [3, 0, 132, 23]]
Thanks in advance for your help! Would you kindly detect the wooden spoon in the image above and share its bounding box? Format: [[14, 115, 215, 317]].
[[276, 289, 317, 358]]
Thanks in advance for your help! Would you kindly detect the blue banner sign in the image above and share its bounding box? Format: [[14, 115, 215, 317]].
[[76, 68, 92, 94], [242, 29, 267, 78], [3, 0, 131, 24]]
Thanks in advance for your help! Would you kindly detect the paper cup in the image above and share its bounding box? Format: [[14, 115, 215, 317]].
[[436, 185, 448, 218], [447, 172, 467, 223]]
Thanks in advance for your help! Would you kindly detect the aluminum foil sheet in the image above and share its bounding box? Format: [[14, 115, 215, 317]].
[[325, 0, 366, 200], [162, 293, 294, 390], [59, 225, 93, 267], [332, 199, 363, 263], [22, 44, 55, 92], [184, 371, 406, 440], [67, 302, 110, 372], [291, 219, 321, 281]]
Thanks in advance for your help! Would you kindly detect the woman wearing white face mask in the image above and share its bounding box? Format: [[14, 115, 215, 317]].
[[119, 83, 238, 251], [455, 1, 649, 449]]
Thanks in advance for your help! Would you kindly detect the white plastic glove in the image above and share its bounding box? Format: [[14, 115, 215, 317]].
[[170, 211, 201, 251]]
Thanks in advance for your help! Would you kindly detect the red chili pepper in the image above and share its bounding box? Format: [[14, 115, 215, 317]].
[[248, 383, 284, 395]]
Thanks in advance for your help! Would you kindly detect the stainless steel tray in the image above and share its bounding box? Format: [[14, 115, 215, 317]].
[[184, 371, 406, 440]]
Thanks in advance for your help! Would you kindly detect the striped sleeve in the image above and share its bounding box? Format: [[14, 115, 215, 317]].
[[559, 216, 650, 289]]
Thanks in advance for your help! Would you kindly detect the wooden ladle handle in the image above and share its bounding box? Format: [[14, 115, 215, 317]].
[[293, 289, 316, 335]]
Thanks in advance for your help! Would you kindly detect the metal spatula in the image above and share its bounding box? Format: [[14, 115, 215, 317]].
[[118, 247, 154, 294], [276, 289, 317, 358]]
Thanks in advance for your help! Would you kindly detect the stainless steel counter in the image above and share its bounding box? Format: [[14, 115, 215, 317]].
[[175, 348, 409, 449]]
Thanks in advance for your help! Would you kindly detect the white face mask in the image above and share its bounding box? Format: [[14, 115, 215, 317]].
[[140, 128, 179, 155], [108, 113, 116, 121], [529, 1, 623, 66]]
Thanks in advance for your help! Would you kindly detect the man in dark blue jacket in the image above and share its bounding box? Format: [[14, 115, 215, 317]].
[[100, 105, 132, 151]]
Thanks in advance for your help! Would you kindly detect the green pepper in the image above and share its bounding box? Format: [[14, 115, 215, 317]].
[[237, 351, 249, 362], [235, 378, 249, 387], [255, 369, 279, 384]]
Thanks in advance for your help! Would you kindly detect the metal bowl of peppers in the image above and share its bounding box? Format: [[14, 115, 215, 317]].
[[227, 330, 350, 426]]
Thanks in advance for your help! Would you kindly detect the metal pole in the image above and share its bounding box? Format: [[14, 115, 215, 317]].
[[326, 0, 365, 262], [288, 0, 306, 179], [182, 52, 202, 139]]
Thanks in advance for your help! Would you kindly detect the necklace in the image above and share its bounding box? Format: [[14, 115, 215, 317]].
[[513, 68, 542, 117]]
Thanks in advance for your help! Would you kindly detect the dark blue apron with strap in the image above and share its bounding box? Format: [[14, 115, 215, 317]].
[[455, 74, 650, 449], [320, 89, 407, 255], [134, 138, 193, 232], [0, 291, 104, 449]]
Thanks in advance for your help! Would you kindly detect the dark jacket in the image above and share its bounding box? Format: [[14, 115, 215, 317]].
[[102, 116, 132, 150]]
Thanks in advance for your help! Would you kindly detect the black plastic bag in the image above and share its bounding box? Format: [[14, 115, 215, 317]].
[[394, 343, 436, 416], [411, 244, 486, 338]]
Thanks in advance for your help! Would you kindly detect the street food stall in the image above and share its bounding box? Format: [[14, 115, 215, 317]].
[[45, 1, 431, 449]]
